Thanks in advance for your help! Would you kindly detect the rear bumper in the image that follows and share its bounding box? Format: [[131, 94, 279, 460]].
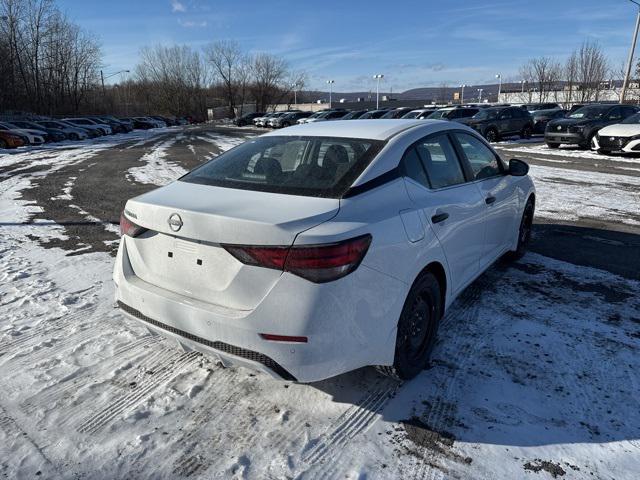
[[113, 238, 406, 382]]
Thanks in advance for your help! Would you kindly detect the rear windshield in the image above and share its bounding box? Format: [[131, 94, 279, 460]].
[[180, 135, 385, 198]]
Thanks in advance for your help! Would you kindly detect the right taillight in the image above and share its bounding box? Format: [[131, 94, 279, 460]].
[[223, 234, 372, 283], [119, 211, 147, 237]]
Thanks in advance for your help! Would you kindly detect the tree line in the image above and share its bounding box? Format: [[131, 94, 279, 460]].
[[516, 40, 640, 104]]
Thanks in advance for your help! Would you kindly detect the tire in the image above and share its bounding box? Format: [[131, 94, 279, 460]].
[[378, 272, 442, 381], [579, 133, 594, 150], [485, 128, 499, 143], [0, 139, 7, 149], [70, 133, 80, 141], [546, 142, 560, 149], [521, 125, 532, 139], [504, 198, 535, 261], [597, 149, 611, 155]]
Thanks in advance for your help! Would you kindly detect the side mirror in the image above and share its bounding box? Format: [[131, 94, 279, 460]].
[[509, 158, 529, 176]]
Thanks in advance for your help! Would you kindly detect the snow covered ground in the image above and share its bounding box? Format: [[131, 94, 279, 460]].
[[1, 129, 639, 479]]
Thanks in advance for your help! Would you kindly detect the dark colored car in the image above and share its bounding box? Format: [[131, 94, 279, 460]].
[[0, 130, 26, 149], [458, 106, 534, 142], [341, 110, 368, 120], [427, 107, 480, 121], [381, 107, 415, 119], [234, 112, 264, 126], [544, 104, 640, 149], [272, 111, 313, 128], [10, 120, 67, 142], [123, 117, 156, 130], [100, 116, 134, 132], [359, 109, 391, 119], [532, 109, 566, 134]]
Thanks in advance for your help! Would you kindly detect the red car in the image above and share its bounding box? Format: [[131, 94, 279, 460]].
[[0, 130, 26, 149]]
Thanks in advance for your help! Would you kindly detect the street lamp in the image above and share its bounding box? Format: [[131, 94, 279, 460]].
[[460, 84, 467, 104], [495, 73, 502, 103], [326, 80, 335, 108], [291, 82, 301, 106], [373, 74, 384, 109], [477, 88, 484, 103], [621, 0, 640, 103], [520, 80, 526, 93]]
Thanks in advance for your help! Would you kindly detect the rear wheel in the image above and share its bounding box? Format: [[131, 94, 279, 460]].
[[504, 198, 534, 261], [378, 272, 442, 381], [0, 138, 7, 149], [485, 128, 499, 143], [521, 125, 532, 139], [546, 142, 560, 149]]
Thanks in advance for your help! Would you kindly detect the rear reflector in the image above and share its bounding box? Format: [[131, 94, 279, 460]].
[[223, 234, 372, 283], [119, 211, 148, 238], [260, 333, 308, 343]]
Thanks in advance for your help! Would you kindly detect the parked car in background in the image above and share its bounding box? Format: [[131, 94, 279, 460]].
[[532, 109, 566, 134], [123, 117, 156, 130], [305, 110, 348, 123], [402, 108, 436, 120], [341, 110, 368, 120], [86, 116, 125, 134], [36, 120, 89, 140], [427, 107, 480, 121], [522, 103, 561, 115], [545, 104, 639, 149], [458, 106, 534, 142], [10, 120, 67, 142], [254, 112, 279, 127], [64, 117, 111, 136], [270, 111, 312, 128], [100, 115, 134, 132], [592, 112, 640, 154], [133, 116, 165, 128], [0, 122, 46, 145], [96, 116, 133, 133], [359, 109, 391, 119], [381, 107, 415, 119], [114, 119, 535, 382], [266, 112, 292, 128], [297, 111, 325, 124], [0, 130, 27, 149], [234, 112, 264, 126]]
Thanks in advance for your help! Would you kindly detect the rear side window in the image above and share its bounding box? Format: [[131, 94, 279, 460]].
[[454, 133, 502, 180], [402, 147, 430, 187], [181, 136, 385, 198], [415, 134, 466, 189]]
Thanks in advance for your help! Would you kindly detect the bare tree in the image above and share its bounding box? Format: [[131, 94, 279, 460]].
[[575, 40, 608, 102], [250, 53, 288, 112], [205, 40, 243, 117], [564, 50, 579, 105]]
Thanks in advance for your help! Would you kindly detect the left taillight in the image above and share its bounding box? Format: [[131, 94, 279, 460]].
[[119, 211, 147, 237], [223, 234, 372, 283]]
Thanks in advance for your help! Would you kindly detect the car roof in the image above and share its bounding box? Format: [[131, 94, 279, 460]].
[[262, 119, 434, 140]]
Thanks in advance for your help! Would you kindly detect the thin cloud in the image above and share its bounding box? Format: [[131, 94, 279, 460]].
[[178, 18, 207, 28], [171, 0, 186, 13]]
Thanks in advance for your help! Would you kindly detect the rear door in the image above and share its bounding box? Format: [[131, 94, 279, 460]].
[[402, 133, 486, 294], [452, 131, 519, 266]]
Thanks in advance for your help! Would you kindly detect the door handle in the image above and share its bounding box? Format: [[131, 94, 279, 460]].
[[431, 212, 449, 224], [485, 196, 496, 205]]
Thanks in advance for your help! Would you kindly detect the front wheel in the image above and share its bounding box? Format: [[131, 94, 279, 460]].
[[484, 128, 499, 143], [597, 149, 611, 155], [546, 142, 560, 149], [521, 125, 532, 139], [378, 272, 442, 380], [504, 198, 534, 261]]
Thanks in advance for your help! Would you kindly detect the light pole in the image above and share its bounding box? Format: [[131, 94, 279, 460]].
[[460, 84, 467, 104], [477, 88, 484, 103], [291, 82, 300, 106], [520, 80, 525, 93], [621, 0, 640, 103], [326, 80, 335, 108], [373, 74, 384, 109], [495, 73, 502, 103]]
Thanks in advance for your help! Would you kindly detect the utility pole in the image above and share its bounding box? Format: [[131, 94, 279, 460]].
[[621, 1, 640, 103], [477, 88, 484, 103], [373, 74, 384, 109], [461, 84, 467, 104], [496, 73, 502, 103]]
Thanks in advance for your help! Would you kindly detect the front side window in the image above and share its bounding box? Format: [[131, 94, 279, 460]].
[[181, 136, 384, 198], [454, 133, 502, 180], [415, 134, 465, 189]]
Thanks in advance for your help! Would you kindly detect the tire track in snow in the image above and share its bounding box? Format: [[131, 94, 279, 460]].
[[77, 350, 201, 434]]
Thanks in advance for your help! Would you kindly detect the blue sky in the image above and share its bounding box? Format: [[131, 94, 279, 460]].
[[58, 0, 639, 92]]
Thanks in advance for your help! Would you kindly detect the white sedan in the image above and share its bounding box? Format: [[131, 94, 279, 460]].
[[593, 112, 640, 154], [114, 120, 535, 382], [0, 122, 46, 145]]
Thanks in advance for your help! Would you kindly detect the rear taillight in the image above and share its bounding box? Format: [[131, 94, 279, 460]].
[[223, 234, 372, 283], [119, 211, 147, 237]]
